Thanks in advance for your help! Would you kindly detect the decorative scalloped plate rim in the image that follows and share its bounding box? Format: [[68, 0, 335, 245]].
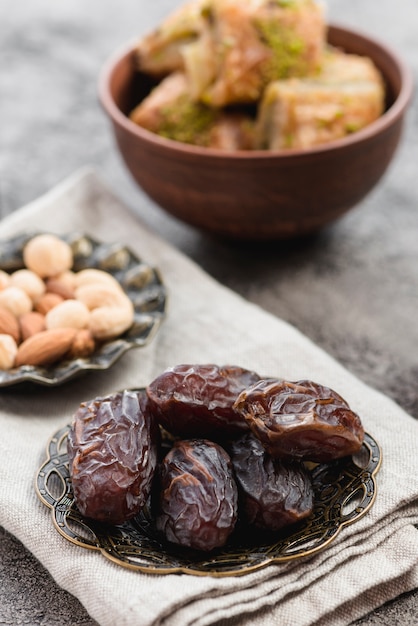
[[35, 416, 382, 577]]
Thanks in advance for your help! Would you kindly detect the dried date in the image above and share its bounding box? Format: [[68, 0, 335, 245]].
[[67, 389, 158, 524], [229, 432, 314, 531], [146, 363, 261, 439], [233, 379, 364, 462], [155, 438, 238, 551]]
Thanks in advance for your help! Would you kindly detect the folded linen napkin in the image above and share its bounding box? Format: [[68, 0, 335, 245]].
[[0, 169, 417, 626]]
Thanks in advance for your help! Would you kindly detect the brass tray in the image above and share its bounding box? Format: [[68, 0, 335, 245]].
[[0, 232, 166, 387], [36, 423, 381, 577]]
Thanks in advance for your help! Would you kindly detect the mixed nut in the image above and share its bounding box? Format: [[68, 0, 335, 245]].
[[68, 364, 365, 552], [0, 233, 134, 370]]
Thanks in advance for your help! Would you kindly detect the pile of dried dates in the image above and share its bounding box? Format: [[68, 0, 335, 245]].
[[67, 364, 365, 552]]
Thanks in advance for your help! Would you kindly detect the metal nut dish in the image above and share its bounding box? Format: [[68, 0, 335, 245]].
[[0, 232, 166, 387]]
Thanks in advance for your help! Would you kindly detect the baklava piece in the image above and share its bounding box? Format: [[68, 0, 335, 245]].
[[256, 48, 385, 149]]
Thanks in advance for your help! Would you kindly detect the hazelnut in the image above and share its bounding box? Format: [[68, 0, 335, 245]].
[[53, 270, 77, 291], [0, 286, 33, 317], [67, 329, 96, 359], [0, 270, 10, 290], [45, 299, 90, 330], [0, 334, 18, 370], [10, 269, 46, 301], [23, 233, 73, 278]]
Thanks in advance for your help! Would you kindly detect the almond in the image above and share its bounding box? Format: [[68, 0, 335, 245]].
[[34, 292, 64, 315], [19, 311, 46, 341], [0, 306, 20, 343], [23, 233, 73, 278], [14, 327, 77, 367]]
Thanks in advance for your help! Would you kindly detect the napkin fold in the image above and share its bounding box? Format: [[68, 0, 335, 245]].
[[1, 169, 417, 626]]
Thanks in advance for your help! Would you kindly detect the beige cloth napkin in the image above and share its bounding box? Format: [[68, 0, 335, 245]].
[[1, 169, 417, 626]]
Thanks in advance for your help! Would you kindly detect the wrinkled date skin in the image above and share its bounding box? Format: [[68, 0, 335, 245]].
[[234, 379, 365, 462], [146, 364, 261, 439], [156, 439, 238, 551], [67, 390, 159, 524], [229, 432, 314, 531]]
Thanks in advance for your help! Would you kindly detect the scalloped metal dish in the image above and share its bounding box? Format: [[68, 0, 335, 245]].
[[36, 421, 381, 577], [0, 232, 166, 387]]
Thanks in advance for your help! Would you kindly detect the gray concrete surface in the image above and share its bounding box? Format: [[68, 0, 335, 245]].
[[1, 0, 417, 624]]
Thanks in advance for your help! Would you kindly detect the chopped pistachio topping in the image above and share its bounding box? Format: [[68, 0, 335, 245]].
[[158, 95, 217, 145], [345, 121, 362, 133], [284, 132, 295, 147], [255, 19, 308, 81], [275, 0, 298, 7]]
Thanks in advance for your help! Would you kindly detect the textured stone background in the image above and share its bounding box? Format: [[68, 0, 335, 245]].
[[1, 0, 417, 624]]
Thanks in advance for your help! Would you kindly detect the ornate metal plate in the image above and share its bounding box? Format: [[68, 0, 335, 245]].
[[0, 232, 166, 387], [36, 421, 381, 577]]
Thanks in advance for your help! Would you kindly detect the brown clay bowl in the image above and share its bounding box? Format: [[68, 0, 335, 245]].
[[99, 25, 413, 240]]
